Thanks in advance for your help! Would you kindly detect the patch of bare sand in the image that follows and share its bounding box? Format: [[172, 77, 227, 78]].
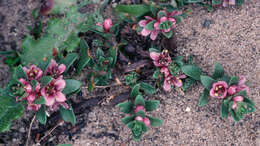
[[62, 0, 260, 145]]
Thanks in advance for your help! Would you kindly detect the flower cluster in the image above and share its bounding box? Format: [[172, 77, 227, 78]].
[[150, 50, 186, 91], [134, 105, 150, 127], [209, 76, 249, 109], [18, 59, 68, 111], [138, 10, 180, 40]]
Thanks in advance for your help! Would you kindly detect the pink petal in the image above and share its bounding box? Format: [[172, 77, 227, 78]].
[[138, 20, 148, 27], [54, 79, 66, 91], [143, 117, 150, 127], [163, 79, 171, 91], [239, 85, 249, 93], [23, 67, 28, 73], [104, 18, 113, 32], [96, 22, 103, 27], [150, 52, 160, 61], [228, 86, 238, 95], [160, 17, 168, 22], [55, 92, 66, 102], [218, 91, 227, 99], [36, 70, 43, 80], [173, 78, 183, 87], [232, 102, 237, 109], [27, 94, 36, 102], [35, 82, 41, 92], [135, 116, 143, 121], [153, 61, 161, 67], [19, 78, 27, 85], [150, 30, 158, 40], [178, 74, 187, 79], [25, 84, 32, 93], [223, 0, 228, 7], [209, 88, 216, 97], [134, 105, 146, 114], [144, 16, 154, 21], [168, 18, 176, 26], [160, 67, 170, 77], [58, 64, 66, 74], [238, 76, 246, 86], [141, 28, 151, 36], [154, 22, 160, 30], [49, 59, 57, 69], [45, 96, 55, 106], [233, 96, 244, 102]]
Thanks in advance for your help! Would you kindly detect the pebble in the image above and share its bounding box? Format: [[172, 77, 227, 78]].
[[19, 127, 25, 133], [185, 107, 191, 112], [202, 19, 212, 28]]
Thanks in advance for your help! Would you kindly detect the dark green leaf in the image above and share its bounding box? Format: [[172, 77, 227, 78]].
[[130, 84, 141, 98], [132, 121, 143, 141], [121, 115, 135, 125], [234, 90, 247, 97], [39, 76, 53, 87], [16, 65, 27, 79], [60, 53, 78, 72], [147, 116, 163, 127], [149, 48, 160, 53], [243, 97, 255, 107], [181, 65, 202, 80], [153, 69, 160, 79], [145, 100, 160, 111], [145, 20, 156, 31], [220, 100, 229, 118], [230, 110, 240, 122], [108, 47, 117, 67], [96, 48, 104, 60], [218, 75, 230, 83], [212, 62, 224, 79], [140, 82, 156, 95], [157, 11, 167, 19], [115, 4, 150, 17], [38, 58, 51, 73], [134, 95, 145, 106], [116, 102, 134, 114], [62, 79, 82, 95], [36, 106, 47, 124], [212, 0, 222, 5], [200, 75, 215, 90], [163, 31, 173, 39], [198, 89, 209, 107], [229, 76, 239, 86], [76, 39, 91, 74], [59, 106, 76, 126], [182, 78, 196, 91], [34, 96, 46, 105], [135, 110, 145, 118], [127, 121, 135, 129]]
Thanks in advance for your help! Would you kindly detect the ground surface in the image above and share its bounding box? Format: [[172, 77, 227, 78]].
[[0, 0, 260, 146]]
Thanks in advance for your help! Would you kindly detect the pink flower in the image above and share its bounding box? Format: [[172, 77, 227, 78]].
[[135, 116, 143, 121], [97, 18, 113, 32], [41, 79, 66, 106], [160, 67, 170, 77], [45, 59, 66, 79], [18, 79, 41, 102], [209, 81, 228, 99], [27, 102, 41, 111], [163, 74, 186, 91], [23, 65, 43, 81], [150, 50, 171, 67], [157, 16, 176, 33], [143, 117, 150, 127], [134, 105, 146, 114], [227, 76, 249, 95], [232, 96, 244, 109], [223, 0, 235, 7], [139, 16, 159, 40]]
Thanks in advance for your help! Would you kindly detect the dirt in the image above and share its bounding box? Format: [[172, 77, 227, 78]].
[[0, 0, 260, 146]]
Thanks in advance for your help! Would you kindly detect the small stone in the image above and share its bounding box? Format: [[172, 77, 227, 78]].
[[185, 107, 191, 112], [19, 127, 25, 133], [202, 19, 212, 28]]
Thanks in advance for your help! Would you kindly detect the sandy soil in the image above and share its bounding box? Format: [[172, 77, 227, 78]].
[[0, 0, 259, 146]]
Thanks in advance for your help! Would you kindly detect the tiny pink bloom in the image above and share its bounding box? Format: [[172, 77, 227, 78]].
[[23, 65, 43, 81], [135, 116, 143, 121], [19, 78, 32, 93], [134, 105, 146, 114], [141, 28, 152, 36], [232, 96, 244, 109], [163, 74, 186, 91], [150, 50, 171, 67], [143, 117, 150, 127], [209, 81, 228, 99], [41, 79, 66, 106], [160, 67, 170, 77], [228, 85, 238, 95], [45, 59, 66, 79], [104, 18, 113, 32]]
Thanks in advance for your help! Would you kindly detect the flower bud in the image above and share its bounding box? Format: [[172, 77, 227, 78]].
[[135, 116, 143, 121], [134, 105, 146, 114], [143, 117, 150, 127], [104, 18, 113, 32]]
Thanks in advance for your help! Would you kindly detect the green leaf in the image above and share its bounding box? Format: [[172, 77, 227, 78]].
[[200, 75, 215, 90], [229, 76, 239, 86], [127, 121, 135, 129], [184, 0, 203, 3], [115, 4, 150, 17], [132, 121, 143, 141], [157, 11, 167, 19], [145, 100, 160, 111], [16, 65, 27, 79], [108, 47, 117, 67], [212, 62, 224, 79], [121, 115, 135, 125], [212, 0, 222, 5], [59, 106, 76, 126], [163, 31, 173, 39], [34, 96, 46, 105], [0, 96, 24, 132], [243, 97, 255, 107], [36, 106, 47, 124], [218, 75, 230, 83], [140, 82, 156, 95], [152, 69, 160, 79], [230, 110, 240, 122], [134, 95, 145, 106], [60, 53, 78, 72], [130, 84, 141, 98], [149, 48, 160, 53], [116, 102, 134, 114], [182, 78, 196, 91], [135, 110, 145, 118], [147, 116, 163, 127], [76, 40, 91, 74], [181, 65, 202, 80], [30, 80, 38, 91], [39, 76, 53, 87], [145, 20, 156, 31], [198, 89, 209, 107], [220, 100, 229, 118], [141, 122, 148, 132], [234, 90, 247, 97], [62, 79, 82, 95], [96, 48, 104, 60], [38, 58, 51, 73], [159, 21, 173, 30]]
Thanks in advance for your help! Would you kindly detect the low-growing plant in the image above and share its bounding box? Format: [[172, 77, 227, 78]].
[[117, 79, 162, 141]]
